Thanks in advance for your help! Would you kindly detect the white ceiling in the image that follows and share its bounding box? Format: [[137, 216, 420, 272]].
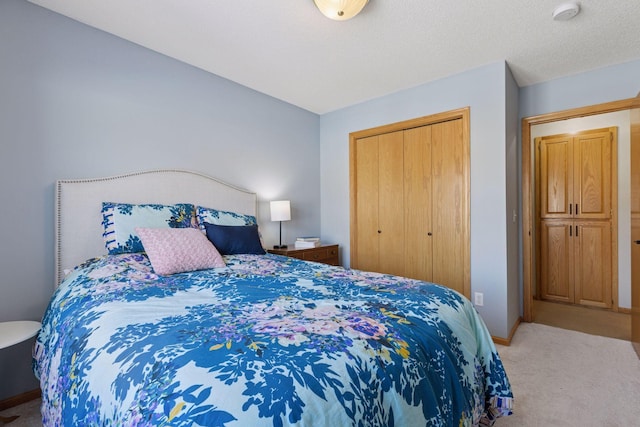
[[27, 0, 640, 114]]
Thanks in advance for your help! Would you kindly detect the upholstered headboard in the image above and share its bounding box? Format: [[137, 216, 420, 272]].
[[55, 169, 257, 286]]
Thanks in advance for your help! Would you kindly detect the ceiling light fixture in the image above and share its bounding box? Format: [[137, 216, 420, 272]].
[[314, 0, 369, 21], [552, 2, 581, 21]]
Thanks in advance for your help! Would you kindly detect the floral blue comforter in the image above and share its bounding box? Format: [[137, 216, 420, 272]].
[[34, 253, 513, 426]]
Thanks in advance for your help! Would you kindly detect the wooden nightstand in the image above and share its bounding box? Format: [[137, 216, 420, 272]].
[[268, 244, 340, 266]]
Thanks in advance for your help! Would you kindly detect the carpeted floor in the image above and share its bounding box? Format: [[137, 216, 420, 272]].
[[495, 323, 640, 426], [533, 299, 631, 341], [0, 398, 40, 427], [2, 323, 639, 426]]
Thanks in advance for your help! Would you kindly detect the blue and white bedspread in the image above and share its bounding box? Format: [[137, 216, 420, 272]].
[[34, 253, 513, 426]]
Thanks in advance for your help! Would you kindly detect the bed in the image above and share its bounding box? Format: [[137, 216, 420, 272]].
[[33, 170, 513, 426]]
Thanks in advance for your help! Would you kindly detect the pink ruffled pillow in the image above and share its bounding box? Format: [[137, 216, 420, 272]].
[[135, 227, 225, 275]]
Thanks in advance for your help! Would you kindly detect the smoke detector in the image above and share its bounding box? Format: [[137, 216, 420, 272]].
[[552, 3, 581, 21]]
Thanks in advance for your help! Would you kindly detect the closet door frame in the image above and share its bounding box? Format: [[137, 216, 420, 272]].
[[349, 107, 471, 299], [522, 98, 633, 322]]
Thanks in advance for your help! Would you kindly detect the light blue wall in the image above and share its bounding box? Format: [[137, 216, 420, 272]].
[[520, 59, 640, 118], [319, 62, 514, 339], [505, 64, 520, 333], [0, 0, 320, 400]]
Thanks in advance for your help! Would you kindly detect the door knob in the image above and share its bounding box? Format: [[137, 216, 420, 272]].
[[635, 240, 640, 245]]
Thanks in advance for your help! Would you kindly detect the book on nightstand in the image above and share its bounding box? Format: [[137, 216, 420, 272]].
[[295, 237, 321, 248]]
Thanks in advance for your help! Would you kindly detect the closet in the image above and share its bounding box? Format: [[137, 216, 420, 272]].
[[537, 127, 617, 308], [349, 108, 470, 298]]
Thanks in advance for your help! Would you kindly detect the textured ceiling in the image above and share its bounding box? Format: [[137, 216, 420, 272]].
[[27, 0, 640, 114]]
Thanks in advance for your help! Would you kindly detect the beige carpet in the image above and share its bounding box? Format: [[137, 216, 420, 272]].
[[0, 398, 39, 427], [2, 323, 639, 426], [533, 299, 631, 341], [495, 323, 640, 426]]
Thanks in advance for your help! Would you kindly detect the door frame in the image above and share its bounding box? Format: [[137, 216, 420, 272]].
[[522, 96, 637, 322]]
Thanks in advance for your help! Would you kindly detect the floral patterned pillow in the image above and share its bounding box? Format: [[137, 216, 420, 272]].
[[101, 202, 195, 254], [136, 227, 225, 275], [196, 206, 257, 232]]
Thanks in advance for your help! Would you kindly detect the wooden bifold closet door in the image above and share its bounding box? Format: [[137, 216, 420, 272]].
[[350, 109, 470, 298]]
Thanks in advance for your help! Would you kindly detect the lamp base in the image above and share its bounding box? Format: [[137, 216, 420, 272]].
[[273, 244, 288, 249]]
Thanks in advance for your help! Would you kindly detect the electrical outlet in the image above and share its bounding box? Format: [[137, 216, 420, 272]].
[[474, 292, 484, 306]]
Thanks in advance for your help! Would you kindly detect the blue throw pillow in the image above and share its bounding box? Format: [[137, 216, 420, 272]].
[[204, 222, 265, 255]]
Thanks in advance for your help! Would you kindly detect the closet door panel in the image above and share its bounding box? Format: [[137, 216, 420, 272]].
[[378, 131, 405, 276], [404, 125, 432, 281], [354, 136, 380, 272], [431, 119, 465, 293], [540, 220, 574, 303], [574, 221, 612, 308], [632, 116, 640, 214], [573, 131, 612, 219], [539, 135, 573, 219]]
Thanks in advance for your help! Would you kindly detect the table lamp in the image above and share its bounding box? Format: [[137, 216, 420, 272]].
[[270, 200, 291, 249]]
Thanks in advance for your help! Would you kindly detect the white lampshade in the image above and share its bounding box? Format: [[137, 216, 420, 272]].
[[270, 200, 291, 222], [313, 0, 369, 21]]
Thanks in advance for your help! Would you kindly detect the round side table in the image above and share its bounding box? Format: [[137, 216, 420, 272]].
[[0, 321, 41, 350], [0, 320, 41, 424]]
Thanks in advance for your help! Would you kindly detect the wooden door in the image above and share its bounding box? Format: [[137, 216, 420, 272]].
[[540, 220, 574, 303], [353, 132, 405, 276], [574, 221, 612, 308], [539, 135, 573, 219], [539, 129, 613, 220], [537, 127, 615, 309], [631, 98, 640, 358], [378, 131, 405, 276], [350, 108, 470, 299], [404, 125, 433, 281], [354, 135, 380, 273], [573, 129, 612, 219], [431, 119, 466, 294]]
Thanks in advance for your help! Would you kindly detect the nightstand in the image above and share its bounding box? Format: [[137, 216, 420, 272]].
[[0, 321, 41, 350], [268, 244, 340, 266], [0, 320, 41, 424]]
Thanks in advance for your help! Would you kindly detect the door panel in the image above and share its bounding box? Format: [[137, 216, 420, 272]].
[[539, 135, 573, 218], [540, 220, 574, 303], [378, 131, 405, 276], [574, 221, 612, 308], [631, 99, 640, 358], [632, 216, 640, 355], [431, 119, 465, 293], [403, 125, 432, 281], [574, 130, 612, 219], [354, 136, 380, 272]]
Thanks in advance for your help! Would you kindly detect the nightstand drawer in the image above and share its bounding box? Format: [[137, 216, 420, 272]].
[[302, 246, 339, 265], [302, 248, 329, 261], [268, 244, 340, 266]]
